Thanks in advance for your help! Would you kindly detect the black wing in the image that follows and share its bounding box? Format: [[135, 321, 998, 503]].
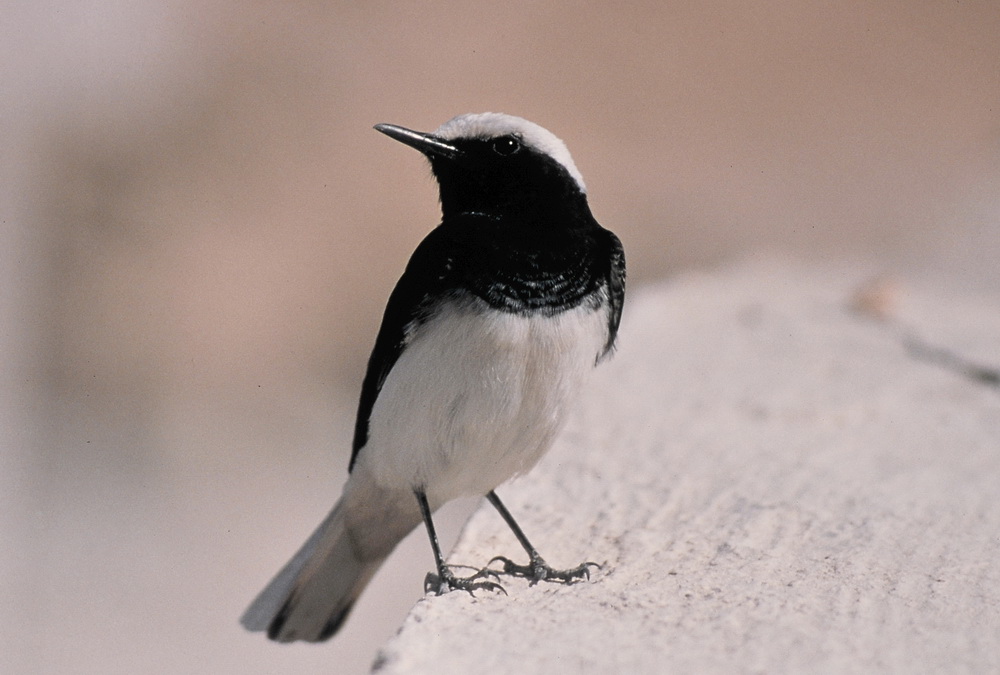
[[600, 228, 626, 359], [348, 226, 455, 471]]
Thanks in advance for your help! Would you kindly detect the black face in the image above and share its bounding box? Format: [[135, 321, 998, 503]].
[[429, 135, 589, 225]]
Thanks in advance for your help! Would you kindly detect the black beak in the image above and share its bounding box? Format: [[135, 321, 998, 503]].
[[374, 124, 461, 160]]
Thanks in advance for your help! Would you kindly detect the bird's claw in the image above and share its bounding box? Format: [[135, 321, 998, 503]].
[[424, 565, 507, 596], [488, 555, 600, 585]]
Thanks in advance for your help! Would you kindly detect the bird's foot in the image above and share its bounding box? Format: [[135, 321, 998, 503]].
[[424, 564, 507, 596], [488, 554, 600, 585]]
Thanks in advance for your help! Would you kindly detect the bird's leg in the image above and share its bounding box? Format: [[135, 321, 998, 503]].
[[485, 490, 600, 584], [415, 489, 505, 596]]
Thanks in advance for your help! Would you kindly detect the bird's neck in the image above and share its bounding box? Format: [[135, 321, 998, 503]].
[[442, 195, 596, 233]]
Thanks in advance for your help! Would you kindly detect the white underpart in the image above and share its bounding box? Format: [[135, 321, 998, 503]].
[[433, 112, 587, 194], [356, 296, 607, 503]]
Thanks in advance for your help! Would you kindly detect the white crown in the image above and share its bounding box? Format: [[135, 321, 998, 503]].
[[433, 113, 586, 193]]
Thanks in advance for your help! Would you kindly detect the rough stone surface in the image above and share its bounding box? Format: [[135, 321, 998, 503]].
[[372, 258, 1000, 674]]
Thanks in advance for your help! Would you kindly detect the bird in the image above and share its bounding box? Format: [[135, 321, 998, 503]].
[[240, 112, 625, 643]]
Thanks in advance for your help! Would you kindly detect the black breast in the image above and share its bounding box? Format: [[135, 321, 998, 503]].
[[451, 218, 608, 315]]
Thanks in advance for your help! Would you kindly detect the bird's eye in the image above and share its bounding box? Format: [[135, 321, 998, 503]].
[[491, 136, 521, 156]]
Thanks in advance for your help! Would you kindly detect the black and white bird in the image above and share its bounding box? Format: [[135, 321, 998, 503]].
[[241, 112, 625, 643]]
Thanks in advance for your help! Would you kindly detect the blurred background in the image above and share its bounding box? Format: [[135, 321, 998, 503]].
[[3, 1, 998, 673]]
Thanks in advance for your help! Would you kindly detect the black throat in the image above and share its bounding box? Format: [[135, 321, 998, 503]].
[[423, 139, 610, 315], [438, 210, 608, 315]]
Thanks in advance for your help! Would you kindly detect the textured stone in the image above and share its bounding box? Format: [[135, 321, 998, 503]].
[[374, 258, 1000, 674]]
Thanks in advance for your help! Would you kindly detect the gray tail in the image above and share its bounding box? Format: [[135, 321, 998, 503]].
[[240, 501, 382, 643]]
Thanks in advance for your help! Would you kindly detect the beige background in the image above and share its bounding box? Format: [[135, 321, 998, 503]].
[[3, 1, 998, 673]]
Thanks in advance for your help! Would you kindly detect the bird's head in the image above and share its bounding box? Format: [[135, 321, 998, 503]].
[[375, 113, 589, 224]]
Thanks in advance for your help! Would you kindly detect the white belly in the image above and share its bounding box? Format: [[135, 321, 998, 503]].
[[356, 297, 607, 502]]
